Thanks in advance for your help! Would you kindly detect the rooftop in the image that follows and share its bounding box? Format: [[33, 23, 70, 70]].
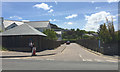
[[0, 24, 47, 36]]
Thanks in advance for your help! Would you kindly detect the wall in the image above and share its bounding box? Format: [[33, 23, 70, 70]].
[[0, 35, 62, 52]]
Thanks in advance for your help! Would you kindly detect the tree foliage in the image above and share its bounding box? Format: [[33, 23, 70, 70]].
[[98, 23, 112, 43], [98, 17, 118, 43], [43, 29, 57, 40], [62, 28, 92, 40]]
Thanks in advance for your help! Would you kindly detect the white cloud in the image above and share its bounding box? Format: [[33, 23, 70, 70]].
[[49, 19, 56, 22], [48, 9, 54, 13], [83, 11, 117, 31], [22, 20, 30, 22], [50, 6, 53, 8], [55, 0, 57, 5], [33, 3, 52, 10], [107, 0, 119, 3], [68, 22, 73, 25], [9, 16, 22, 20], [64, 22, 73, 25], [65, 14, 78, 19], [95, 7, 101, 10], [91, 1, 95, 3]]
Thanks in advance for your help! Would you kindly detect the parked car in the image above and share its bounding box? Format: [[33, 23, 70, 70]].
[[66, 41, 70, 45]]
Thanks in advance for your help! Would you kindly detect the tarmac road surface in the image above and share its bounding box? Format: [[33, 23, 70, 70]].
[[1, 43, 119, 70]]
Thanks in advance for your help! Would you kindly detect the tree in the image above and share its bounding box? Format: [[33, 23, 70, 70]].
[[43, 29, 57, 40], [98, 24, 103, 34], [98, 17, 116, 43], [98, 23, 112, 43], [62, 28, 87, 40], [107, 17, 115, 42], [87, 31, 95, 34]]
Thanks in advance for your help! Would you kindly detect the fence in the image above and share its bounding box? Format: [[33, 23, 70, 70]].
[[76, 38, 118, 56], [0, 35, 63, 52]]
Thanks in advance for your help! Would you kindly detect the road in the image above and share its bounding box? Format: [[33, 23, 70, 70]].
[[1, 43, 119, 70]]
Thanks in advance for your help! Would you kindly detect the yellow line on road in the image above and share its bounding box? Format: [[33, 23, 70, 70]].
[[106, 60, 118, 62], [81, 47, 118, 61]]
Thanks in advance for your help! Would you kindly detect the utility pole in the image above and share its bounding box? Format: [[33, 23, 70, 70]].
[[0, 17, 5, 32]]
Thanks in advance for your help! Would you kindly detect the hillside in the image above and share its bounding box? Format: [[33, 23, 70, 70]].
[[50, 23, 64, 30]]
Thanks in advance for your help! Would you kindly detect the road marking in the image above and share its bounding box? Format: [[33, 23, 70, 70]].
[[94, 59, 104, 62], [79, 54, 86, 61], [79, 54, 82, 58], [79, 54, 93, 62], [83, 48, 99, 57], [2, 58, 21, 59], [82, 59, 86, 61], [81, 47, 118, 61], [86, 59, 93, 61], [106, 60, 118, 62], [46, 59, 55, 61], [103, 56, 118, 61]]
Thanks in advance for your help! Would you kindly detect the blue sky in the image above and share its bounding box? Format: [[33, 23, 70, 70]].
[[2, 2, 119, 31]]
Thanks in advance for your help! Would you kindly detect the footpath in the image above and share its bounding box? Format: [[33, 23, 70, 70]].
[[1, 44, 66, 59]]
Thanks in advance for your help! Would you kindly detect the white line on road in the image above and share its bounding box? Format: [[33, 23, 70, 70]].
[[86, 59, 93, 61], [106, 60, 118, 62], [79, 54, 86, 61], [79, 54, 82, 58], [82, 59, 86, 61], [79, 54, 93, 62], [46, 59, 55, 61], [94, 59, 104, 62]]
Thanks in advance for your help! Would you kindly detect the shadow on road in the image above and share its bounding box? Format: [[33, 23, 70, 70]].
[[1, 53, 56, 58], [0, 55, 31, 58]]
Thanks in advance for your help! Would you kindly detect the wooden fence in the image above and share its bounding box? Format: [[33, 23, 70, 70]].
[[76, 39, 118, 56], [0, 35, 63, 52]]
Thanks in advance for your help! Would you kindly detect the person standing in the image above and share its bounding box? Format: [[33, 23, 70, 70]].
[[31, 44, 37, 56], [29, 41, 34, 52]]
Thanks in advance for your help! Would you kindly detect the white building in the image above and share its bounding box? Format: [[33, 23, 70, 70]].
[[54, 29, 62, 41], [24, 21, 51, 32]]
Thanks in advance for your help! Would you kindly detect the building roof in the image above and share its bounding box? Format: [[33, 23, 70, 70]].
[[5, 23, 18, 30], [3, 20, 24, 28], [24, 21, 50, 28], [0, 24, 47, 36]]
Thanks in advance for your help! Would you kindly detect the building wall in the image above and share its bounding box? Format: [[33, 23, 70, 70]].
[[55, 30, 62, 41]]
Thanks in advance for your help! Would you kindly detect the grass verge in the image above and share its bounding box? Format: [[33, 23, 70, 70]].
[[0, 46, 8, 51]]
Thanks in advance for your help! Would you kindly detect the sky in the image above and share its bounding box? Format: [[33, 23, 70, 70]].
[[2, 1, 119, 31]]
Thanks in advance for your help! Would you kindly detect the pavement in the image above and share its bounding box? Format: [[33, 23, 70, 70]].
[[1, 44, 66, 59]]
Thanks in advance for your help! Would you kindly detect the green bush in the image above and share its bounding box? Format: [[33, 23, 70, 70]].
[[82, 35, 90, 39], [0, 46, 8, 51], [43, 29, 58, 40]]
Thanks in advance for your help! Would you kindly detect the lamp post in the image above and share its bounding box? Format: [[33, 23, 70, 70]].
[[98, 39, 101, 49]]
